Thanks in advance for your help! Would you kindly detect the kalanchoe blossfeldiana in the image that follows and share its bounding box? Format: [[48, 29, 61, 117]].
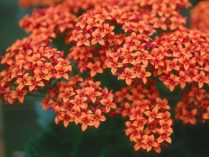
[[1, 0, 208, 154]]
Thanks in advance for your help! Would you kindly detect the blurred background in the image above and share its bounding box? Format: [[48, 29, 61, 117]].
[[0, 0, 209, 157]]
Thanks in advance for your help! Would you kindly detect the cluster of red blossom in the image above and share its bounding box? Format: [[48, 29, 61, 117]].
[[175, 86, 209, 125], [152, 29, 209, 91], [0, 34, 71, 104], [42, 75, 116, 131], [191, 0, 209, 34], [115, 83, 173, 153], [0, 0, 208, 153]]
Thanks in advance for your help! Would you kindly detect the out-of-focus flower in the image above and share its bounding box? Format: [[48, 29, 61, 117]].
[[175, 86, 209, 124], [191, 1, 209, 34], [41, 75, 116, 130], [0, 34, 72, 104], [115, 82, 173, 153], [151, 28, 209, 91]]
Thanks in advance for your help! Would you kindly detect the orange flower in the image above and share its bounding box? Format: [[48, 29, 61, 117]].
[[203, 107, 209, 120], [93, 109, 106, 128], [16, 73, 31, 90], [145, 135, 158, 152], [193, 71, 209, 88], [118, 68, 135, 85], [133, 135, 147, 151], [157, 131, 172, 144], [87, 61, 103, 77], [145, 107, 162, 123], [80, 114, 94, 131]]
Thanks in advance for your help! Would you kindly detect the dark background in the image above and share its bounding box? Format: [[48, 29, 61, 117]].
[[1, 0, 209, 157]]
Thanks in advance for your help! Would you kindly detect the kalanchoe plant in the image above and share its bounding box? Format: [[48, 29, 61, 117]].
[[0, 0, 209, 154]]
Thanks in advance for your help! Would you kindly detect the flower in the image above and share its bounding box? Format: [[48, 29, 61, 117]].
[[41, 75, 116, 130]]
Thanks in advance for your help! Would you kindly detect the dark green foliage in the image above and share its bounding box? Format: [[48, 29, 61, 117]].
[[24, 117, 209, 157]]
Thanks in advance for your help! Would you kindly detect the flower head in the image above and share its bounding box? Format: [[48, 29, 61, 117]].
[[0, 34, 71, 104], [42, 75, 116, 130], [151, 29, 209, 91], [115, 82, 173, 153], [20, 4, 76, 38], [175, 86, 209, 124]]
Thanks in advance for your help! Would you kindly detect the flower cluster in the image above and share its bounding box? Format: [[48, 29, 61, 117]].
[[69, 6, 119, 47], [20, 4, 76, 38], [68, 5, 154, 79], [191, 1, 209, 34], [0, 34, 71, 104], [68, 0, 189, 46], [68, 0, 190, 81], [106, 34, 153, 85], [115, 83, 173, 153], [41, 75, 116, 131], [135, 0, 190, 31], [175, 86, 209, 124], [151, 28, 209, 91]]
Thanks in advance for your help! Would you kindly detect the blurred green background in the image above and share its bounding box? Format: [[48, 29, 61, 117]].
[[0, 0, 209, 157]]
